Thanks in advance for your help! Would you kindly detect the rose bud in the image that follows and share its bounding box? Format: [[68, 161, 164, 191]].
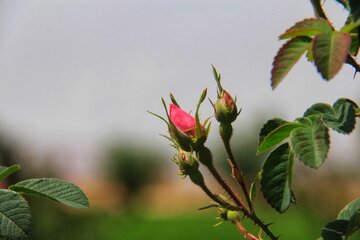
[[174, 150, 204, 185], [176, 150, 199, 175], [218, 207, 240, 222], [168, 103, 207, 151], [214, 90, 239, 123]]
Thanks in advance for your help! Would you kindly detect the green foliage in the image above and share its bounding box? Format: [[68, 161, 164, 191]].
[[272, 1, 360, 88], [304, 98, 358, 134], [313, 32, 351, 80], [338, 198, 360, 221], [279, 18, 333, 39], [257, 122, 305, 155], [0, 164, 20, 181], [257, 98, 358, 212], [320, 198, 360, 239], [0, 165, 89, 239], [290, 116, 329, 169], [260, 143, 294, 213], [10, 178, 89, 209], [271, 37, 312, 89], [0, 189, 31, 240]]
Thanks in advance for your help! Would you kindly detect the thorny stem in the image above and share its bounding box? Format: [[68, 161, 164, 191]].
[[234, 220, 259, 240], [198, 146, 278, 239], [310, 0, 360, 74], [206, 162, 247, 210], [197, 181, 238, 211], [223, 136, 254, 213]]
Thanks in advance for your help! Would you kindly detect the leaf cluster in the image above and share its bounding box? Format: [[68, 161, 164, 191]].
[[271, 0, 360, 89], [256, 98, 359, 213], [0, 165, 89, 240]]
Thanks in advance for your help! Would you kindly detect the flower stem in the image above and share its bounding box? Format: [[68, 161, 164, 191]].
[[220, 123, 254, 213], [197, 146, 246, 211]]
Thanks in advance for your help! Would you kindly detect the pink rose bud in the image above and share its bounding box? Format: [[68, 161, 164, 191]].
[[170, 104, 197, 137], [168, 103, 207, 151], [215, 90, 239, 123]]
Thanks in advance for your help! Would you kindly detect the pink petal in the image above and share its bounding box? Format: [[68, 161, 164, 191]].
[[169, 104, 196, 136]]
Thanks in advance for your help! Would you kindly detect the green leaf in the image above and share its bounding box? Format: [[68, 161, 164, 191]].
[[321, 219, 348, 240], [304, 103, 335, 117], [340, 20, 360, 33], [259, 118, 288, 144], [271, 37, 312, 89], [0, 164, 21, 182], [346, 210, 360, 236], [257, 122, 305, 155], [249, 173, 260, 204], [304, 99, 357, 134], [0, 189, 31, 240], [294, 117, 313, 126], [338, 198, 360, 220], [313, 32, 352, 80], [260, 143, 294, 213], [290, 116, 330, 169], [306, 44, 315, 62], [10, 178, 89, 209], [279, 18, 333, 39]]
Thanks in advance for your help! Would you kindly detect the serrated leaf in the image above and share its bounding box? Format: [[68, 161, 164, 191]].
[[257, 122, 305, 155], [290, 116, 330, 169], [304, 99, 357, 134], [259, 118, 287, 144], [279, 18, 333, 39], [294, 117, 313, 126], [0, 164, 21, 182], [10, 178, 89, 209], [271, 37, 312, 89], [321, 219, 348, 240], [313, 32, 352, 80], [260, 143, 294, 213], [0, 189, 31, 240], [304, 103, 336, 117], [338, 198, 360, 220]]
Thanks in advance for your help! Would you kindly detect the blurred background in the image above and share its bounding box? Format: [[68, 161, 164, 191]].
[[0, 1, 359, 239]]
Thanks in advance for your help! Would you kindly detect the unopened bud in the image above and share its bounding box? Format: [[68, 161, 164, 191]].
[[177, 150, 199, 175], [176, 150, 204, 185], [215, 90, 239, 123], [169, 104, 207, 151], [218, 207, 240, 222]]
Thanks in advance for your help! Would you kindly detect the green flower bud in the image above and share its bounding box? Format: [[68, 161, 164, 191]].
[[218, 207, 240, 222], [214, 90, 239, 123], [176, 150, 204, 185], [177, 150, 199, 175]]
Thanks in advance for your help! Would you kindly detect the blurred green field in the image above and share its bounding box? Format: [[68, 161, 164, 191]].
[[30, 200, 332, 240]]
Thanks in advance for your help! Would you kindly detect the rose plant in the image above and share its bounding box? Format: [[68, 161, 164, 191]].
[[151, 1, 360, 239]]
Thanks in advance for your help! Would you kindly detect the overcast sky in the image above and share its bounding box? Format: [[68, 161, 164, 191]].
[[0, 1, 359, 176]]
